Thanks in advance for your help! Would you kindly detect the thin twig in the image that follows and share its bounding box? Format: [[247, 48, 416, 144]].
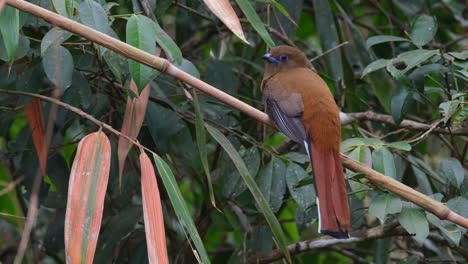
[[0, 176, 23, 196], [344, 111, 468, 136], [408, 118, 444, 144], [310, 41, 349, 63]]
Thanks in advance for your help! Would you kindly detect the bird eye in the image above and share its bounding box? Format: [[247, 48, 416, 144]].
[[279, 54, 288, 62]]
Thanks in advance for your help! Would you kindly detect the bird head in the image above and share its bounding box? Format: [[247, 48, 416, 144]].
[[262, 45, 309, 75]]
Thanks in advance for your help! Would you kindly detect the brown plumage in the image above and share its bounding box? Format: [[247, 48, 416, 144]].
[[262, 45, 351, 238]]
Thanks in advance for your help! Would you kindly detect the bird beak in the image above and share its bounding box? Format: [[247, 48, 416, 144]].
[[262, 53, 280, 64]]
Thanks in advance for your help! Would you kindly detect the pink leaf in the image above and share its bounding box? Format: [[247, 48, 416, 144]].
[[140, 151, 169, 264], [118, 80, 150, 185], [203, 0, 249, 44], [65, 131, 111, 264]]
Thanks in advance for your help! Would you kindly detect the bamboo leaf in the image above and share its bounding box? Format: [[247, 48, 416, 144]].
[[205, 124, 291, 263], [192, 91, 217, 208], [126, 15, 158, 92], [24, 98, 47, 176], [234, 0, 275, 47], [0, 6, 19, 63], [140, 151, 169, 264], [118, 80, 150, 185], [152, 154, 210, 263], [202, 0, 249, 44], [65, 131, 111, 264]]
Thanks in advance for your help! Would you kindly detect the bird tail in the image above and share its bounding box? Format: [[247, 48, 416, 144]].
[[305, 140, 351, 239]]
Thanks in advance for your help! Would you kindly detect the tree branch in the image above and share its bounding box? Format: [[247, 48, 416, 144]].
[[6, 0, 468, 231], [342, 111, 468, 136], [247, 222, 407, 263]]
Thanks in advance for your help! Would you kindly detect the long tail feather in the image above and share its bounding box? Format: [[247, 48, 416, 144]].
[[305, 140, 350, 238]]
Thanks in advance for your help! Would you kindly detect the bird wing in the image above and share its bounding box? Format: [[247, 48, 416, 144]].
[[263, 78, 307, 143]]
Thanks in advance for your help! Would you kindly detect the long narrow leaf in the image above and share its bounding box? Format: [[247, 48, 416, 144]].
[[0, 5, 19, 63], [24, 98, 47, 176], [192, 91, 216, 208], [205, 124, 291, 263], [118, 80, 150, 185], [152, 154, 210, 263], [234, 0, 275, 48], [203, 0, 249, 44], [65, 131, 111, 264], [140, 151, 169, 264]]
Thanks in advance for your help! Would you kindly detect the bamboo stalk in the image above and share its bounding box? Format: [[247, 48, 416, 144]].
[[5, 0, 468, 229]]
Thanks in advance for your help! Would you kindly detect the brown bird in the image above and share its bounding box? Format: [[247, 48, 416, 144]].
[[262, 45, 350, 238]]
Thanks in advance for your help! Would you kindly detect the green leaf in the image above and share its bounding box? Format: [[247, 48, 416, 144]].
[[79, 0, 112, 35], [451, 104, 467, 129], [439, 158, 465, 189], [368, 194, 402, 224], [340, 138, 365, 153], [366, 35, 410, 49], [0, 6, 20, 63], [103, 51, 128, 84], [257, 157, 286, 213], [439, 100, 461, 124], [409, 64, 448, 92], [282, 152, 309, 164], [447, 197, 468, 219], [449, 51, 468, 60], [411, 165, 433, 195], [0, 34, 29, 62], [372, 147, 396, 178], [205, 124, 291, 262], [360, 138, 385, 150], [40, 28, 73, 56], [271, 0, 296, 26], [387, 141, 411, 151], [223, 147, 260, 198], [361, 59, 388, 78], [52, 0, 74, 18], [395, 49, 440, 75], [398, 208, 429, 245], [148, 19, 183, 64], [286, 163, 315, 209], [126, 15, 158, 92], [192, 91, 216, 208], [410, 15, 437, 46], [234, 0, 275, 48], [426, 213, 461, 246], [391, 89, 412, 125], [79, 0, 114, 56], [152, 154, 210, 263], [42, 44, 74, 91], [347, 146, 371, 199], [313, 0, 343, 94]]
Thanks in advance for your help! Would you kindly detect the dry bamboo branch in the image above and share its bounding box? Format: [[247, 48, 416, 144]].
[[5, 0, 468, 230], [343, 111, 468, 136]]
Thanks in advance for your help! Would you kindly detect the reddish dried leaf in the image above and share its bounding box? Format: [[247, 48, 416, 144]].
[[140, 151, 169, 264], [24, 98, 47, 176], [0, 0, 5, 12], [203, 0, 249, 44], [118, 80, 150, 184], [65, 131, 111, 264]]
